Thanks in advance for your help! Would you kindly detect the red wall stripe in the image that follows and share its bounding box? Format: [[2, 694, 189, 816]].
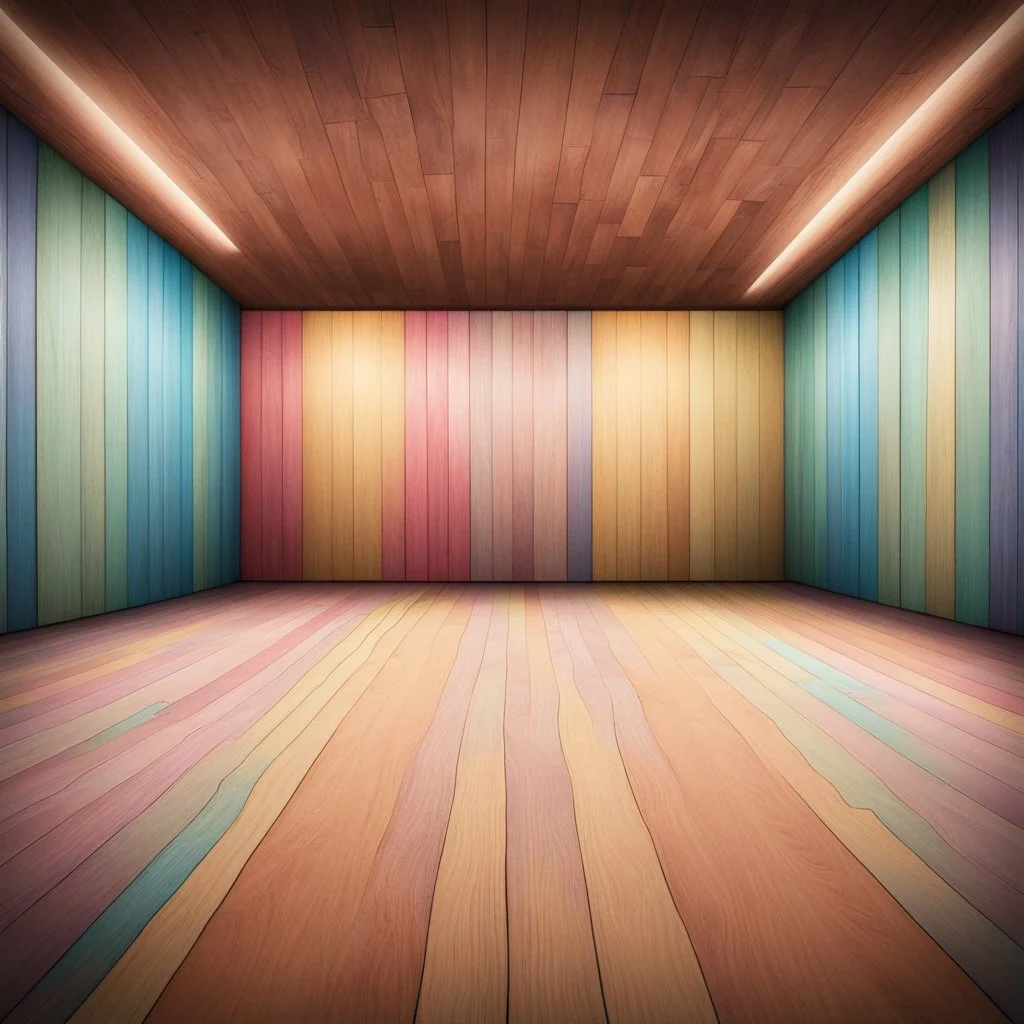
[[405, 312, 429, 581], [426, 311, 450, 581], [240, 311, 262, 581], [447, 312, 471, 581], [281, 311, 303, 581]]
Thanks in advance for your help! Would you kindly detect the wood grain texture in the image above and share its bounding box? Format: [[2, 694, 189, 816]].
[[510, 313, 534, 581], [491, 312, 515, 580], [857, 232, 879, 602], [331, 311, 355, 580], [926, 167, 956, 620], [615, 311, 642, 581], [532, 311, 567, 582], [2, 583, 1017, 1021], [448, 312, 471, 581], [469, 311, 493, 581], [690, 312, 715, 580], [666, 312, 690, 581], [988, 109, 1019, 634], [240, 312, 262, 580], [877, 211, 902, 608], [405, 312, 429, 581], [380, 311, 406, 582], [640, 311, 668, 581], [714, 311, 739, 579], [736, 312, 760, 581], [104, 197, 127, 611], [260, 311, 284, 582], [353, 311, 382, 581], [2, 3, 1021, 310], [426, 312, 449, 581], [281, 311, 303, 581], [591, 311, 617, 581], [302, 312, 332, 580], [566, 311, 592, 583], [759, 311, 785, 580], [955, 137, 991, 627], [5, 117, 36, 632]]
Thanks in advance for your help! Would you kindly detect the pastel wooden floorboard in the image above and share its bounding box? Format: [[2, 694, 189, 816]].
[[417, 589, 509, 1024], [0, 582, 1019, 1023], [504, 587, 605, 1022]]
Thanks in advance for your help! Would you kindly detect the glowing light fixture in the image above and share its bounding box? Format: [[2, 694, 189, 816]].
[[0, 6, 237, 252], [746, 4, 1024, 298]]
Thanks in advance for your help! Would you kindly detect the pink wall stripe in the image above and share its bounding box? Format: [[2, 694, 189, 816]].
[[512, 312, 534, 581], [447, 312, 471, 581], [260, 311, 284, 581], [405, 312, 429, 581], [240, 311, 262, 581], [281, 312, 303, 581], [469, 312, 493, 580], [491, 313, 514, 580], [426, 312, 450, 580]]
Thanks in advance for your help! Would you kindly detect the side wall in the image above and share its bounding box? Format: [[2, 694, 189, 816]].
[[0, 108, 241, 632], [240, 309, 784, 582], [785, 103, 1023, 634]]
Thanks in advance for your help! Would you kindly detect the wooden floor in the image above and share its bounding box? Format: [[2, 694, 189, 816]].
[[0, 583, 1022, 1024]]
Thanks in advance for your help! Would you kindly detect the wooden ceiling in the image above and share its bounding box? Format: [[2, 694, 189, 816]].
[[0, 0, 1022, 310]]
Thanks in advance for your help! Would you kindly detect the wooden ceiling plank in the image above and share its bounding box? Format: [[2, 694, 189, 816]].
[[603, 0, 665, 95]]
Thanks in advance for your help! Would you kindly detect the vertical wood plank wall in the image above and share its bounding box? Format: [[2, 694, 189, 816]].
[[784, 102, 1024, 636], [0, 108, 242, 633], [242, 308, 784, 582]]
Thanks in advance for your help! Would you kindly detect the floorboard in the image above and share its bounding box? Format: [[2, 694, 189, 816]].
[[0, 582, 1020, 1023]]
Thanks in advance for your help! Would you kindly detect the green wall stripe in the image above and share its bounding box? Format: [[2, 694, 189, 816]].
[[876, 211, 901, 607], [38, 147, 83, 625], [899, 186, 928, 614], [955, 137, 991, 626], [104, 197, 128, 611], [80, 178, 106, 618]]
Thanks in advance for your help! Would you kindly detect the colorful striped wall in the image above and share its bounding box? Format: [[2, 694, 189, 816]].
[[241, 309, 784, 582], [785, 102, 1024, 636], [0, 107, 241, 633]]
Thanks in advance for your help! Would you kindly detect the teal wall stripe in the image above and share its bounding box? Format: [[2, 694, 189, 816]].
[[825, 261, 843, 593], [858, 230, 879, 603], [179, 258, 194, 598], [164, 244, 182, 599], [954, 137, 991, 626], [6, 117, 36, 632], [899, 187, 928, 614], [840, 249, 860, 597], [147, 231, 165, 602]]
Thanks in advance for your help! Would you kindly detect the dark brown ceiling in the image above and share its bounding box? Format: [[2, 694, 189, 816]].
[[1, 0, 1022, 310]]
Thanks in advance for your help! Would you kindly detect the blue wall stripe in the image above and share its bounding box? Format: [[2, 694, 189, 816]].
[[126, 213, 149, 608], [811, 276, 828, 588], [164, 245, 182, 599], [841, 248, 860, 597], [6, 117, 36, 632], [858, 230, 879, 603], [147, 231, 165, 601], [825, 261, 843, 592]]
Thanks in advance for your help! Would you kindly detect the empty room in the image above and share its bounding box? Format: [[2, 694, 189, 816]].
[[0, 1, 1022, 1021]]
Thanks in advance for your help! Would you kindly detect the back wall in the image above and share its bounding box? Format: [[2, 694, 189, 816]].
[[240, 309, 783, 582]]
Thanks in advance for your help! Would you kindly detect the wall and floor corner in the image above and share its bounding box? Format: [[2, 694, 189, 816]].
[[0, 105, 242, 633], [784, 101, 1024, 638], [239, 309, 785, 583]]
